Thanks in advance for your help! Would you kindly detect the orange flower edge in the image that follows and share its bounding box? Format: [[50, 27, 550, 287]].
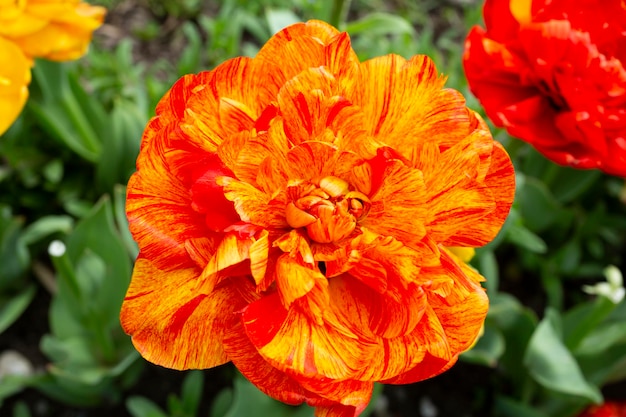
[[121, 20, 516, 416], [463, 0, 626, 177]]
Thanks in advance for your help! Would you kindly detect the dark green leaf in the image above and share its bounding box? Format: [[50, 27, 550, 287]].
[[127, 396, 168, 417], [0, 284, 36, 334], [180, 370, 204, 416], [524, 309, 602, 403]]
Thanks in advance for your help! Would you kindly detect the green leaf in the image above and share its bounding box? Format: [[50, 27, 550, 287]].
[[551, 168, 603, 204], [475, 249, 499, 294], [0, 284, 36, 334], [461, 324, 505, 367], [178, 22, 203, 75], [265, 8, 301, 34], [180, 370, 204, 416], [345, 13, 415, 36], [563, 296, 617, 351], [12, 401, 31, 417], [494, 396, 550, 417], [29, 61, 103, 162], [20, 215, 74, 246], [524, 308, 602, 403], [506, 223, 548, 254], [95, 99, 143, 193], [0, 375, 32, 407], [575, 321, 626, 355], [488, 293, 537, 384], [127, 396, 169, 417], [113, 184, 139, 259], [0, 206, 29, 290], [30, 374, 100, 407], [516, 177, 562, 232], [65, 195, 132, 328]]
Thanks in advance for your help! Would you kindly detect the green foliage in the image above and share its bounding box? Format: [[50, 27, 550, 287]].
[[1, 1, 625, 417], [127, 371, 204, 417]]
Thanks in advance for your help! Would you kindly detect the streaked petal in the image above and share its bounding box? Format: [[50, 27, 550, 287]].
[[121, 257, 256, 369], [242, 293, 374, 380]]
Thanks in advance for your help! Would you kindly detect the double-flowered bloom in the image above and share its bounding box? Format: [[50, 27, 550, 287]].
[[121, 20, 516, 416], [0, 0, 106, 134], [464, 0, 626, 177]]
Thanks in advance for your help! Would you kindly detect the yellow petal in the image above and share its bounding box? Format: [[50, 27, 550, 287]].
[[510, 0, 532, 24], [0, 37, 29, 135]]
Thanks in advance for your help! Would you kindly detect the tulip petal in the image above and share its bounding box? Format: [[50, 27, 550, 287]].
[[0, 37, 30, 135], [242, 293, 374, 380], [121, 257, 257, 369], [361, 158, 428, 246], [356, 55, 473, 158]]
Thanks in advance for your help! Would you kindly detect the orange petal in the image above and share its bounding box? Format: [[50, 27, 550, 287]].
[[249, 230, 270, 285], [127, 129, 208, 270], [154, 72, 212, 127], [426, 248, 490, 353], [285, 141, 363, 183], [355, 55, 473, 158], [121, 257, 257, 370], [361, 157, 428, 246], [381, 352, 457, 385], [277, 66, 359, 145], [276, 254, 327, 309], [242, 293, 374, 380], [226, 124, 290, 191], [427, 136, 515, 247], [224, 320, 372, 414], [223, 321, 309, 405], [255, 20, 342, 86], [323, 276, 436, 381], [180, 57, 281, 155], [219, 176, 289, 229], [198, 233, 257, 291], [274, 229, 315, 264]]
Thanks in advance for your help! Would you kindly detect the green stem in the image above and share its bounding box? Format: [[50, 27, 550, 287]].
[[50, 243, 82, 302], [329, 0, 352, 28], [88, 309, 117, 364]]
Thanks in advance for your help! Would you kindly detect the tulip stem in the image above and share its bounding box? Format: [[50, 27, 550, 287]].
[[329, 0, 352, 28]]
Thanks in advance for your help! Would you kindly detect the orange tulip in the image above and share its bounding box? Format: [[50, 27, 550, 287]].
[[121, 20, 516, 416], [0, 0, 106, 62], [0, 37, 30, 134], [0, 0, 105, 135]]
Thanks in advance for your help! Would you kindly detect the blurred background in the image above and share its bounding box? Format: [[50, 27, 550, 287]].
[[1, 1, 625, 416]]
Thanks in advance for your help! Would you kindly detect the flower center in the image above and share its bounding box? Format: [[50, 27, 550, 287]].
[[285, 176, 370, 243]]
